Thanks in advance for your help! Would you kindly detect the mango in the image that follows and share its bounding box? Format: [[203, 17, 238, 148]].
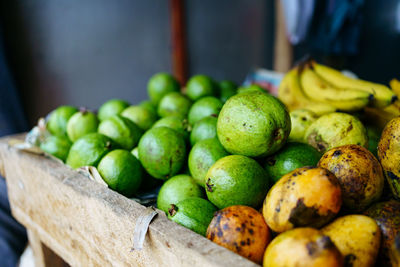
[[322, 215, 381, 267], [263, 227, 343, 267], [318, 145, 384, 211], [263, 167, 342, 233], [207, 205, 271, 264]]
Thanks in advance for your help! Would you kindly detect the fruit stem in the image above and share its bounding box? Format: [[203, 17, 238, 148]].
[[168, 204, 178, 217]]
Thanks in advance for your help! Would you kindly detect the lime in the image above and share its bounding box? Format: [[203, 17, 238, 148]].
[[157, 174, 204, 213], [121, 105, 157, 131], [263, 142, 321, 183], [186, 75, 217, 101], [366, 125, 380, 157], [288, 109, 318, 143], [98, 99, 129, 121], [217, 91, 291, 157], [98, 115, 143, 150], [98, 149, 142, 197], [188, 96, 223, 125], [167, 197, 217, 236], [131, 147, 161, 191], [152, 116, 189, 140], [139, 100, 157, 115], [219, 80, 237, 103], [147, 72, 180, 105], [66, 109, 99, 142], [157, 92, 192, 118], [188, 138, 229, 186], [40, 135, 72, 162], [190, 116, 217, 146], [66, 133, 114, 169], [138, 127, 186, 179], [47, 105, 78, 137], [205, 155, 270, 209]]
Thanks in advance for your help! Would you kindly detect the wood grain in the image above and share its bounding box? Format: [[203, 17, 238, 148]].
[[0, 135, 257, 267], [273, 0, 293, 72]]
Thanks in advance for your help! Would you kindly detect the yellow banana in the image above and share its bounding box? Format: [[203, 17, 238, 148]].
[[300, 66, 372, 111], [312, 62, 396, 108], [278, 68, 336, 115], [390, 78, 400, 96]]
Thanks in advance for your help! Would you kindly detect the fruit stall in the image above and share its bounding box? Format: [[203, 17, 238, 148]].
[[2, 1, 400, 267]]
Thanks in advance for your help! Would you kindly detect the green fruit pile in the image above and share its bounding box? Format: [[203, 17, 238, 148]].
[[37, 70, 400, 266]]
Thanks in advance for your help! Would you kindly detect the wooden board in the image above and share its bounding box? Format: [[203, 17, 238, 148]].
[[0, 135, 258, 267]]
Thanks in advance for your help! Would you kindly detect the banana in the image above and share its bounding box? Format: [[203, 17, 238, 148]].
[[278, 68, 336, 115], [300, 66, 372, 111], [312, 62, 396, 108], [390, 78, 400, 96]]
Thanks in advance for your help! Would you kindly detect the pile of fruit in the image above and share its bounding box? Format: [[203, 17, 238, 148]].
[[36, 61, 400, 266]]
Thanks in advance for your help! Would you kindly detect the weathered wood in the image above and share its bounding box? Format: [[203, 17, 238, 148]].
[[273, 0, 293, 72], [0, 135, 257, 267], [28, 229, 69, 267], [170, 0, 188, 85]]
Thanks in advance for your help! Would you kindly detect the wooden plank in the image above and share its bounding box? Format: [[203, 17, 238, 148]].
[[28, 229, 69, 267], [273, 0, 293, 72], [170, 0, 188, 85], [0, 135, 257, 267]]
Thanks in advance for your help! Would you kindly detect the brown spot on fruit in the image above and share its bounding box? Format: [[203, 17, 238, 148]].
[[206, 205, 271, 264]]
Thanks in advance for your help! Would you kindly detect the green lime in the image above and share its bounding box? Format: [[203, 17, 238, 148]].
[[139, 100, 157, 115], [263, 142, 321, 183], [288, 109, 318, 143], [186, 75, 217, 101], [167, 197, 217, 236], [219, 80, 237, 103], [157, 92, 192, 118], [98, 149, 142, 197], [188, 96, 223, 125], [366, 125, 380, 157], [40, 135, 72, 162], [205, 155, 270, 209], [131, 147, 161, 191], [66, 133, 114, 169], [138, 127, 186, 179], [147, 73, 180, 105], [98, 115, 143, 150], [157, 174, 204, 213], [66, 109, 99, 142], [188, 138, 229, 187], [237, 84, 265, 94], [98, 99, 129, 121], [47, 105, 78, 137], [121, 105, 158, 131], [190, 116, 217, 146], [217, 91, 291, 157], [152, 116, 189, 140]]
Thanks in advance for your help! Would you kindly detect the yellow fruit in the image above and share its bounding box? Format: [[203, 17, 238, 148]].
[[318, 145, 384, 211], [263, 227, 343, 267], [278, 68, 336, 115], [262, 167, 342, 233], [321, 215, 381, 267], [312, 62, 396, 108], [300, 66, 371, 111], [378, 117, 400, 199], [206, 205, 271, 264]]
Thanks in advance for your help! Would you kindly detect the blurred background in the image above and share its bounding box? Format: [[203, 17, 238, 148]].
[[1, 0, 400, 126]]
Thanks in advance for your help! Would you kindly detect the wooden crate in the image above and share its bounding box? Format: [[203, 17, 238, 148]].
[[0, 135, 257, 267]]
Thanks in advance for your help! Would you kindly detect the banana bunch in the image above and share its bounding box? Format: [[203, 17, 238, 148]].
[[278, 67, 336, 116], [279, 61, 396, 115], [364, 79, 400, 129]]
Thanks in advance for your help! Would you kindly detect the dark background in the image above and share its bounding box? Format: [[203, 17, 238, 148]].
[[1, 0, 400, 126]]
